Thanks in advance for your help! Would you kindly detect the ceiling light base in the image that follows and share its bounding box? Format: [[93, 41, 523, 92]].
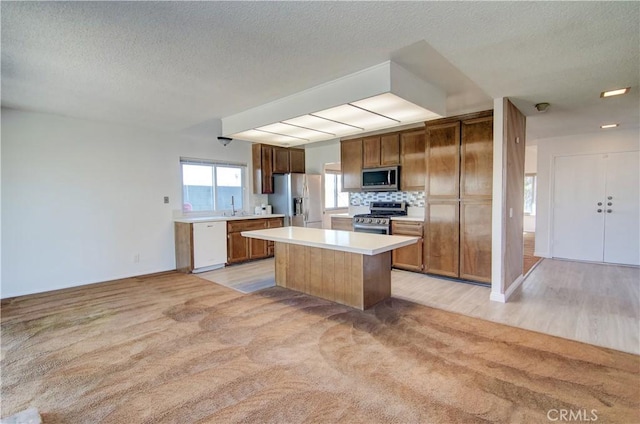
[[218, 136, 232, 146]]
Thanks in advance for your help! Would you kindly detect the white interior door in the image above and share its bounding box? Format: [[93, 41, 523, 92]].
[[553, 154, 606, 262], [603, 152, 640, 265], [553, 152, 640, 265]]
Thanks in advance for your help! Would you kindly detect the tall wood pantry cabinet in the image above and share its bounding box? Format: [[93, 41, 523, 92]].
[[424, 110, 493, 284]]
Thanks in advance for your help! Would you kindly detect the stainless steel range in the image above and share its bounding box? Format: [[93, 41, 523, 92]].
[[353, 202, 407, 235]]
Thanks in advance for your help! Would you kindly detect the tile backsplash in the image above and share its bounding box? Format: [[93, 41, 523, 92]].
[[350, 191, 425, 207]]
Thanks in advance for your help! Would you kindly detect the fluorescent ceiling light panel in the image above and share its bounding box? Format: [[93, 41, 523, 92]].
[[283, 115, 357, 136], [231, 129, 304, 144], [600, 123, 619, 129], [222, 61, 446, 146], [601, 87, 630, 97], [352, 93, 441, 122], [256, 122, 327, 141], [313, 104, 397, 130]]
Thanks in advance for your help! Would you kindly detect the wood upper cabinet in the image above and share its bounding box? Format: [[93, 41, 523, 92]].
[[461, 115, 493, 199], [391, 220, 424, 272], [273, 147, 290, 174], [340, 138, 363, 191], [362, 134, 400, 168], [252, 144, 274, 194], [400, 130, 426, 191], [426, 121, 460, 198], [289, 148, 305, 173], [460, 199, 492, 283], [424, 200, 460, 278]]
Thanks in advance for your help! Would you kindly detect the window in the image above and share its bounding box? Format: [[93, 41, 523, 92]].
[[325, 171, 349, 209], [524, 174, 537, 215], [181, 158, 245, 213]]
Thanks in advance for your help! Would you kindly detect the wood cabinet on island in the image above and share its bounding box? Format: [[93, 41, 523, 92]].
[[241, 227, 418, 310]]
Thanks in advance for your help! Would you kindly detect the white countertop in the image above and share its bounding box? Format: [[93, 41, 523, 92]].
[[241, 227, 419, 256], [174, 214, 284, 224]]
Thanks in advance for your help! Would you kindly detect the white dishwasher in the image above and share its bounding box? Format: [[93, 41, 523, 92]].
[[192, 221, 227, 272]]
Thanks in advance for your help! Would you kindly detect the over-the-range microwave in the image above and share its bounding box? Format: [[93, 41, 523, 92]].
[[362, 166, 399, 191]]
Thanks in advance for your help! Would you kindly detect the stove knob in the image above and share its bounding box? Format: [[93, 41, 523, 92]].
[[377, 219, 382, 224], [367, 218, 373, 224]]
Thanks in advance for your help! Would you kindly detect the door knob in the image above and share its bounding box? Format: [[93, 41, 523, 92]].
[[606, 209, 612, 213], [597, 209, 603, 213], [597, 202, 602, 206]]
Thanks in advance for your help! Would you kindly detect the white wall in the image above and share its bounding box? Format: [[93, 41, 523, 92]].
[[534, 128, 640, 257], [1, 109, 254, 298], [523, 145, 537, 232], [304, 139, 340, 174]]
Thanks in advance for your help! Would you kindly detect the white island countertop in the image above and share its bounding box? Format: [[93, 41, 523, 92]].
[[241, 227, 419, 256]]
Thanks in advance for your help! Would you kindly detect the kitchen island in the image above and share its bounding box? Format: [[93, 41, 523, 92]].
[[241, 227, 419, 310]]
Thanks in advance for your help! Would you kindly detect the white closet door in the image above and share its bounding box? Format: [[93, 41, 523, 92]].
[[553, 154, 607, 262], [603, 151, 640, 265]]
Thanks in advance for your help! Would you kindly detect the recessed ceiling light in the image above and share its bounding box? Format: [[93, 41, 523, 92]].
[[600, 123, 619, 129], [600, 87, 630, 98]]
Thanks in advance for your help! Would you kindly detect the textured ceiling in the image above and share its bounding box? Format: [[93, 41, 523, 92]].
[[2, 2, 638, 142]]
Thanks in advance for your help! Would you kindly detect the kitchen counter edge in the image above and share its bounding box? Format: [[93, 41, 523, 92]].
[[174, 214, 285, 224]]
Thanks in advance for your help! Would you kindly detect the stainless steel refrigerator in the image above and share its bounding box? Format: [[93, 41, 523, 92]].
[[269, 174, 323, 228]]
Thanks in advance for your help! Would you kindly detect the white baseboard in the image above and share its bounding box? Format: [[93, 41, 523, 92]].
[[534, 250, 550, 258], [490, 274, 525, 303]]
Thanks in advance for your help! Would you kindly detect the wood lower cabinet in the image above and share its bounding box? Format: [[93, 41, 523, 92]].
[[460, 200, 492, 283], [391, 220, 423, 272], [341, 138, 363, 191], [424, 201, 460, 278], [267, 217, 283, 256], [331, 216, 353, 231], [227, 217, 283, 264]]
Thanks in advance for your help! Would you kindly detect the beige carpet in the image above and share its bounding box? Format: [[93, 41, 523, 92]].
[[1, 272, 638, 423]]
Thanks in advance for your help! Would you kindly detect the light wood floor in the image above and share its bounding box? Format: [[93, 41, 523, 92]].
[[206, 258, 639, 355]]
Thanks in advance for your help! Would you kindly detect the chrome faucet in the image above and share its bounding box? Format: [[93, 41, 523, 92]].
[[231, 196, 236, 216]]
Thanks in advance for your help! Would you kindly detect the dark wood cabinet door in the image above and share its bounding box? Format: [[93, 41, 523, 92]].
[[460, 199, 492, 283], [227, 232, 250, 263], [252, 144, 274, 194], [400, 130, 426, 191], [362, 136, 381, 168], [289, 148, 305, 173], [461, 116, 493, 199], [340, 138, 363, 191], [380, 134, 400, 166], [424, 200, 459, 278], [426, 121, 460, 198], [273, 147, 290, 174]]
